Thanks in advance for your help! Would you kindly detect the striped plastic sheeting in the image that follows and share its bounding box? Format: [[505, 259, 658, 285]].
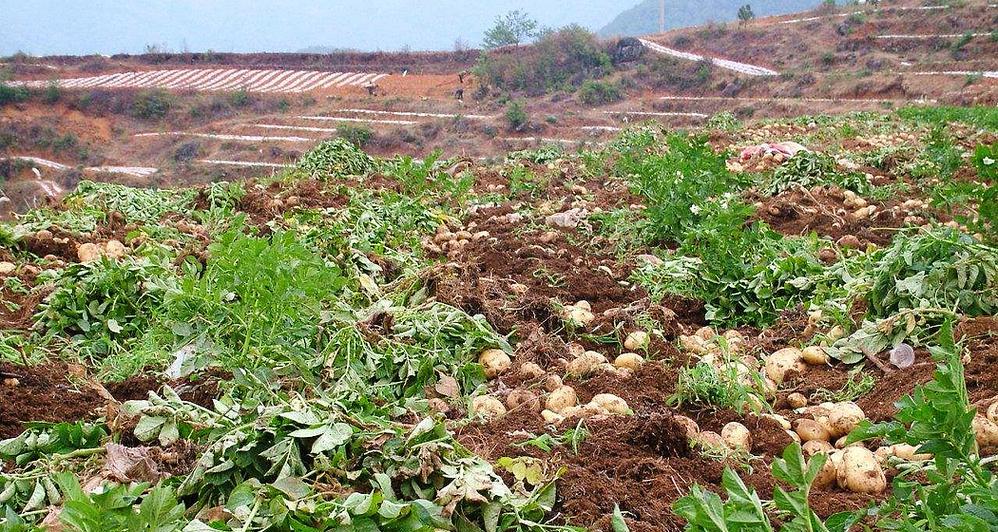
[[11, 69, 387, 94]]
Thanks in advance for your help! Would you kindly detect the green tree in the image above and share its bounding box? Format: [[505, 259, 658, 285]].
[[737, 4, 755, 25], [482, 10, 538, 49]]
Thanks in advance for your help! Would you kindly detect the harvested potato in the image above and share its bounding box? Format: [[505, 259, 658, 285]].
[[827, 402, 866, 437], [794, 419, 831, 442], [428, 398, 451, 415], [614, 352, 645, 370], [836, 447, 887, 493], [77, 242, 102, 263], [762, 413, 791, 430], [104, 239, 127, 258], [519, 362, 545, 379], [973, 415, 998, 448], [541, 409, 564, 424], [590, 393, 630, 415], [623, 331, 650, 351], [506, 390, 541, 412], [694, 431, 725, 450], [479, 349, 512, 378], [988, 402, 998, 423], [566, 351, 607, 377], [721, 422, 752, 451], [471, 396, 506, 420], [801, 346, 828, 365], [581, 402, 610, 417], [695, 327, 716, 341], [812, 451, 840, 489], [834, 436, 863, 449], [679, 335, 708, 354], [803, 440, 834, 457], [875, 444, 930, 464], [546, 386, 578, 413], [765, 347, 805, 384], [542, 374, 563, 392], [674, 415, 700, 439], [787, 392, 808, 409]]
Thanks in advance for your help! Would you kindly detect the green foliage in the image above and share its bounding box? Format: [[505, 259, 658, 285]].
[[0, 83, 28, 106], [70, 180, 196, 224], [737, 4, 755, 24], [897, 106, 998, 131], [763, 151, 871, 196], [55, 475, 186, 532], [0, 422, 105, 466], [130, 89, 173, 120], [668, 359, 765, 413], [866, 228, 998, 319], [505, 99, 529, 131], [35, 256, 176, 360], [847, 323, 997, 530], [482, 9, 539, 49], [476, 25, 612, 95], [295, 137, 375, 178], [337, 123, 373, 147], [674, 443, 856, 531], [577, 80, 622, 106]]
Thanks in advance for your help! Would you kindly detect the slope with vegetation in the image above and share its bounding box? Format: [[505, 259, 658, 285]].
[[600, 0, 816, 37], [0, 102, 996, 531]]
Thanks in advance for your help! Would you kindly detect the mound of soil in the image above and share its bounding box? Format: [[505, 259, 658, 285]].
[[0, 362, 104, 439]]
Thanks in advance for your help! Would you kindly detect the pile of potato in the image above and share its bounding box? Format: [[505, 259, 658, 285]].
[[424, 223, 490, 257], [77, 239, 127, 263]]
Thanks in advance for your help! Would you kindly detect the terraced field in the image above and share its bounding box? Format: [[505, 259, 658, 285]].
[[12, 69, 388, 93]]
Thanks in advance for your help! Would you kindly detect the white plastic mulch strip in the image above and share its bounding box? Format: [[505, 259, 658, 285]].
[[252, 124, 341, 133], [499, 137, 591, 145], [580, 126, 622, 132], [605, 110, 709, 118], [333, 108, 496, 120], [2, 156, 158, 178], [638, 39, 778, 76], [876, 33, 991, 39], [910, 71, 998, 78], [10, 69, 387, 94], [295, 116, 418, 126], [656, 95, 939, 104], [134, 132, 315, 142], [197, 160, 289, 168], [780, 5, 949, 24]]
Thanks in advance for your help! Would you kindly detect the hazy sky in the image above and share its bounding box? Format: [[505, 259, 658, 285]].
[[0, 0, 628, 56]]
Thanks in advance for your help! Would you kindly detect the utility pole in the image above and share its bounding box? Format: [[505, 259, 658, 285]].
[[659, 0, 665, 33]]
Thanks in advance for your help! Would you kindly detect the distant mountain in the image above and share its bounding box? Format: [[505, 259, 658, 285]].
[[599, 0, 819, 38]]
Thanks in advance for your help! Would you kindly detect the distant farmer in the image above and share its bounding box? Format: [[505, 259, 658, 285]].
[[458, 69, 470, 84], [364, 80, 378, 96], [454, 87, 464, 101]]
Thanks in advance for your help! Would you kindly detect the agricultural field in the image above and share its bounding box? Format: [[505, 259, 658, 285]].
[[0, 102, 996, 531]]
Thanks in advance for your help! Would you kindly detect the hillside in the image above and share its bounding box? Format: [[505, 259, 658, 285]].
[[600, 0, 819, 37]]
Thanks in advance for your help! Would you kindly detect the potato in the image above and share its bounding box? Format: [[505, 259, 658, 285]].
[[591, 393, 630, 415], [787, 392, 808, 409], [674, 415, 700, 439], [623, 331, 650, 351], [722, 422, 752, 451], [834, 436, 863, 449], [794, 419, 831, 442], [540, 409, 564, 424], [561, 405, 583, 419], [104, 239, 127, 259], [836, 447, 887, 493], [479, 349, 512, 378], [695, 327, 716, 341], [762, 413, 791, 430], [803, 440, 834, 457], [581, 403, 610, 417], [518, 362, 545, 379], [973, 415, 998, 448], [876, 444, 930, 463], [542, 374, 563, 392], [801, 346, 829, 365], [428, 398, 451, 415], [679, 334, 708, 354], [694, 431, 725, 450], [567, 307, 596, 327], [77, 242, 102, 263], [546, 386, 578, 413], [811, 452, 839, 489], [988, 402, 998, 423], [765, 347, 805, 384], [614, 352, 645, 370], [827, 402, 866, 438], [566, 351, 607, 377], [723, 330, 744, 343], [506, 390, 541, 412], [471, 396, 506, 420]]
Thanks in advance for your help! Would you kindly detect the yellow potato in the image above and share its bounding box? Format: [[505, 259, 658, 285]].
[[787, 392, 808, 409], [479, 349, 512, 378], [721, 422, 752, 451], [765, 347, 805, 384], [518, 362, 545, 379], [836, 447, 887, 493], [546, 386, 578, 413], [827, 402, 866, 438], [803, 440, 834, 457], [590, 393, 630, 415], [801, 345, 829, 365], [794, 419, 831, 442], [623, 331, 650, 351], [471, 396, 506, 420], [674, 415, 700, 439], [506, 390, 541, 412], [613, 352, 645, 371]]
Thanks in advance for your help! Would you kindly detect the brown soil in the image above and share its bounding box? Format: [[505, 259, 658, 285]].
[[0, 362, 104, 439], [751, 187, 934, 247], [105, 368, 231, 408]]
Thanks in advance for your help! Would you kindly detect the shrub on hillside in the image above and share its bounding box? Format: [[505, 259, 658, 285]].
[[0, 82, 28, 106], [474, 25, 612, 96], [577, 80, 622, 106], [131, 89, 173, 120], [337, 124, 373, 147], [296, 137, 375, 178], [505, 100, 529, 131]]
